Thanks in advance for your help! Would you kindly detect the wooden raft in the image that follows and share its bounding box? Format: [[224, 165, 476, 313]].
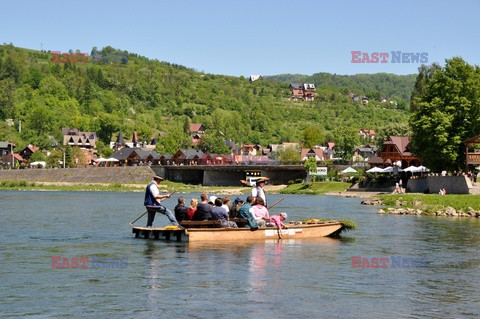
[[131, 226, 186, 241]]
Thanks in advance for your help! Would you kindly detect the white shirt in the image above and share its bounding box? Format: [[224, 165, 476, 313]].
[[221, 204, 230, 213], [252, 186, 266, 204], [149, 182, 161, 205]]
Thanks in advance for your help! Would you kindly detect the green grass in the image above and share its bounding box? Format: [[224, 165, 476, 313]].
[[280, 181, 351, 195], [376, 194, 480, 213], [296, 217, 357, 230], [0, 179, 251, 194]]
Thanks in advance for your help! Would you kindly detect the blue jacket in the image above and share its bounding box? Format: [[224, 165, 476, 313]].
[[238, 203, 258, 229]]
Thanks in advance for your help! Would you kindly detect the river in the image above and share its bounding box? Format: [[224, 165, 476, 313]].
[[1, 191, 480, 318]]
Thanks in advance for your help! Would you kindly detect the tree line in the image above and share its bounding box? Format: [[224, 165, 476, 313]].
[[0, 44, 411, 159]]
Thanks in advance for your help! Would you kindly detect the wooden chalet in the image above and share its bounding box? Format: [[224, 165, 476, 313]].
[[368, 136, 420, 168], [19, 144, 40, 161], [111, 148, 161, 166], [62, 128, 97, 149], [170, 149, 203, 165], [189, 124, 205, 136], [464, 135, 480, 172], [157, 154, 172, 165]]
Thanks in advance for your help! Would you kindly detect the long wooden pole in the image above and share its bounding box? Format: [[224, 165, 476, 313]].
[[129, 191, 177, 226], [267, 197, 285, 210]]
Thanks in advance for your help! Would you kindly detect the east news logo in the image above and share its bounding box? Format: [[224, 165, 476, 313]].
[[351, 51, 428, 63]]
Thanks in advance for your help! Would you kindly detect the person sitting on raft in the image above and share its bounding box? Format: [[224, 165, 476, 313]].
[[193, 193, 212, 220], [252, 197, 269, 227], [174, 196, 188, 222], [211, 198, 238, 228], [238, 196, 258, 230], [270, 212, 288, 237], [229, 197, 242, 218], [186, 198, 198, 220]]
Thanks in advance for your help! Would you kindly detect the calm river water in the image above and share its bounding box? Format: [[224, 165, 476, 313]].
[[1, 191, 480, 318]]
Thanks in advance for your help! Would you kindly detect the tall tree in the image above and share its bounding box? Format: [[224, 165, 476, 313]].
[[333, 127, 359, 161], [302, 125, 325, 148], [278, 146, 301, 163], [375, 123, 411, 147], [410, 57, 480, 171]]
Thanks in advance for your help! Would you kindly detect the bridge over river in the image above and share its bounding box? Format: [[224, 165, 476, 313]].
[[151, 164, 307, 186]]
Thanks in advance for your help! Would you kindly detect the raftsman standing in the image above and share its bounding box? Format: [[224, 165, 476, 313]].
[[252, 178, 268, 206], [144, 175, 180, 227]]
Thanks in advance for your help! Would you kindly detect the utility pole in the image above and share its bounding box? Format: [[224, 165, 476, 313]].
[[11, 142, 14, 169]]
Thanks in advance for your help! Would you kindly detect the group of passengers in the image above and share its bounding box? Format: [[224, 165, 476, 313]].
[[174, 193, 287, 231], [144, 175, 287, 232]]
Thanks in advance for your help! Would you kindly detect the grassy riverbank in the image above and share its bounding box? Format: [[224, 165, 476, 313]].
[[279, 181, 351, 195], [0, 179, 251, 194], [376, 193, 480, 213]]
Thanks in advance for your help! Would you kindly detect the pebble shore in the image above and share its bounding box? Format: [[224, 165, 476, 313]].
[[361, 197, 480, 218]]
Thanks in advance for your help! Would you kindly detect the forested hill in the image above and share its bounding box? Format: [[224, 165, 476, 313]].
[[266, 72, 417, 101], [0, 44, 411, 156]]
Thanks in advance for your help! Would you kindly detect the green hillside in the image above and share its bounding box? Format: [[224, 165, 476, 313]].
[[266, 72, 417, 101], [0, 44, 411, 155]]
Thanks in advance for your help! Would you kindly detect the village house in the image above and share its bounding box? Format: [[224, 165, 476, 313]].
[[300, 147, 330, 162], [189, 123, 205, 136], [265, 142, 300, 155], [368, 136, 420, 168], [351, 94, 368, 104], [19, 144, 40, 161], [62, 128, 97, 167], [326, 142, 335, 158], [241, 144, 263, 156], [0, 141, 15, 157], [111, 131, 154, 152], [359, 129, 376, 141], [189, 123, 206, 147], [62, 128, 97, 149], [249, 75, 263, 82], [0, 141, 20, 167], [289, 83, 316, 101], [1, 153, 23, 167], [112, 132, 127, 151], [224, 140, 239, 155], [353, 145, 378, 163]]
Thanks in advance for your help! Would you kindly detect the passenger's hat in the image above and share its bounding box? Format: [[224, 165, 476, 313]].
[[209, 195, 217, 203], [280, 212, 288, 219], [234, 197, 244, 204], [153, 175, 163, 181]]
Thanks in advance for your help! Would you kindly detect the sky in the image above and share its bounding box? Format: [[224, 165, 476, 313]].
[[1, 0, 479, 77]]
